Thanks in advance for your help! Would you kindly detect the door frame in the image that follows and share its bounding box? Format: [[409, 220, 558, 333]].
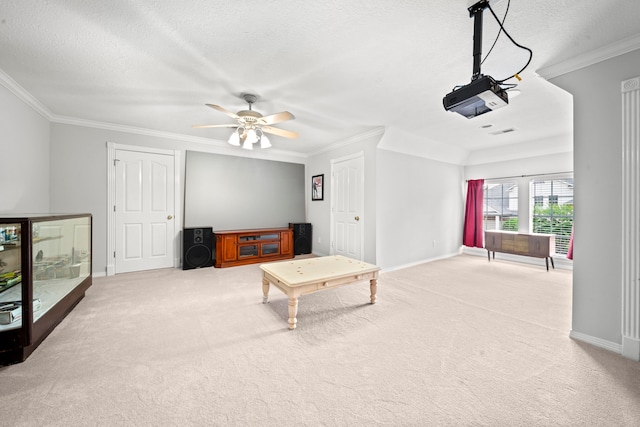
[[330, 151, 365, 260], [107, 142, 181, 276]]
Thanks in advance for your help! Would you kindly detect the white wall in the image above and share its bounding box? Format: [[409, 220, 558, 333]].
[[305, 132, 380, 264], [376, 149, 464, 270], [464, 152, 573, 181], [550, 49, 640, 349], [304, 128, 466, 270], [465, 134, 573, 166], [0, 84, 50, 213]]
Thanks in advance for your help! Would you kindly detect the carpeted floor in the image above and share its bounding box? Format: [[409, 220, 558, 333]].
[[1, 254, 639, 426]]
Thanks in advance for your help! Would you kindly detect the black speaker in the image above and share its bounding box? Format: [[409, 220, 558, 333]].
[[183, 227, 214, 270], [289, 223, 312, 255]]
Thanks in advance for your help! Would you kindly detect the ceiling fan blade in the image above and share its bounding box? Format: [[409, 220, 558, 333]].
[[257, 111, 295, 125], [262, 126, 298, 139], [206, 104, 240, 120], [192, 124, 239, 129]]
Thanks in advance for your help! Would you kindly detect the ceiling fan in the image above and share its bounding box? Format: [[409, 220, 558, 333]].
[[193, 93, 298, 150]]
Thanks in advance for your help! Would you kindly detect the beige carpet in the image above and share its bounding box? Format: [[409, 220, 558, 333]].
[[1, 254, 639, 426]]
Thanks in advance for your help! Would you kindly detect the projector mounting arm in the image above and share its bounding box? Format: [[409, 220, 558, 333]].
[[469, 0, 491, 81]]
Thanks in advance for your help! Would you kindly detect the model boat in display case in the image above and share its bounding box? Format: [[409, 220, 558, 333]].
[[0, 214, 92, 365]]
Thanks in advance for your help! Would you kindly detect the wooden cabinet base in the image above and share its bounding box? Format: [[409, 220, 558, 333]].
[[485, 231, 556, 271], [213, 227, 294, 268], [0, 279, 90, 365]]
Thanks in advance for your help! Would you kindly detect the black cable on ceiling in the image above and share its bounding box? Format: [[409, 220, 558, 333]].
[[481, 0, 510, 66], [482, 0, 533, 87]]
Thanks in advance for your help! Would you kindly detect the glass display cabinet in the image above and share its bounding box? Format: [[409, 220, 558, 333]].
[[0, 214, 92, 365]]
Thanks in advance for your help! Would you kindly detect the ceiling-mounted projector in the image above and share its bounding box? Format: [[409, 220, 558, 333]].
[[443, 74, 508, 119], [443, 0, 510, 119]]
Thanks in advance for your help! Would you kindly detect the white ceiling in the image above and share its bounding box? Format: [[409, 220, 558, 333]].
[[1, 0, 639, 163]]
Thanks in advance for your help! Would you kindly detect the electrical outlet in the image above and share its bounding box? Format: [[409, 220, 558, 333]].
[[318, 237, 321, 244], [432, 240, 436, 248]]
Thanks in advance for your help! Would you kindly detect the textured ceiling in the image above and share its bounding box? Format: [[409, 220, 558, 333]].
[[1, 0, 639, 163]]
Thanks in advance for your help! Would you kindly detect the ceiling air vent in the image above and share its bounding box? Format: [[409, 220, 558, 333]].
[[490, 128, 515, 135]]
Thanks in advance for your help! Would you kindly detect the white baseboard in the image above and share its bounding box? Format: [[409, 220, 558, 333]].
[[569, 330, 622, 354], [381, 251, 462, 274]]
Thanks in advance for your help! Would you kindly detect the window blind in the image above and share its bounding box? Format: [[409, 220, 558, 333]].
[[531, 179, 574, 254], [483, 181, 518, 232]]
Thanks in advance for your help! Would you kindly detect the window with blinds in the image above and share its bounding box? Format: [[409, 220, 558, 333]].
[[483, 182, 518, 232], [531, 179, 574, 254]]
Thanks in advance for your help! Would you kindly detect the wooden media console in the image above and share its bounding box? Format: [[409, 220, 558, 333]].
[[485, 231, 556, 271], [213, 227, 294, 268]]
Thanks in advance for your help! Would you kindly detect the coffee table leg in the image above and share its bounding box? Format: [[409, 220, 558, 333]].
[[370, 278, 377, 304], [288, 297, 298, 330], [262, 277, 270, 304]]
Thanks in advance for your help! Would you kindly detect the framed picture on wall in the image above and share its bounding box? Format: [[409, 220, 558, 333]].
[[312, 174, 324, 201]]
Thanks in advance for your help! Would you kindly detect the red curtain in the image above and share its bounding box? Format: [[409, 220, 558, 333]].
[[463, 179, 484, 248]]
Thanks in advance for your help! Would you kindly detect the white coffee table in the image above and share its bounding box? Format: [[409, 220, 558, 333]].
[[260, 255, 380, 330]]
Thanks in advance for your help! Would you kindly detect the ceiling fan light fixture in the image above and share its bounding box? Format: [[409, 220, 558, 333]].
[[245, 128, 258, 144], [260, 133, 271, 149], [228, 129, 241, 146], [195, 93, 297, 150]]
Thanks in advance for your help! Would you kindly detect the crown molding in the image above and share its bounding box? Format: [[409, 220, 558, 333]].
[[377, 126, 470, 166], [1, 65, 382, 162], [54, 114, 226, 142], [537, 33, 640, 80], [0, 66, 308, 161], [308, 126, 386, 157], [52, 114, 232, 145], [0, 68, 53, 119], [52, 114, 308, 160]]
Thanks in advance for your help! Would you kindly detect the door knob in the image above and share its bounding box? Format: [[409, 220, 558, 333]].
[[354, 216, 360, 221], [167, 215, 173, 220]]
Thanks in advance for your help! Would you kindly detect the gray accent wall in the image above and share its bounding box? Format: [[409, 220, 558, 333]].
[[0, 84, 50, 213], [184, 151, 305, 230], [550, 48, 640, 348]]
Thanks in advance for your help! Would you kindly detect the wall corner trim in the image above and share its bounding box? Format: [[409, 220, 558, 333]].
[[621, 75, 640, 362], [622, 336, 640, 361], [569, 330, 622, 354]]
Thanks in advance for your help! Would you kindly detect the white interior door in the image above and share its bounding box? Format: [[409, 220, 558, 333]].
[[115, 149, 175, 273], [331, 154, 364, 260]]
